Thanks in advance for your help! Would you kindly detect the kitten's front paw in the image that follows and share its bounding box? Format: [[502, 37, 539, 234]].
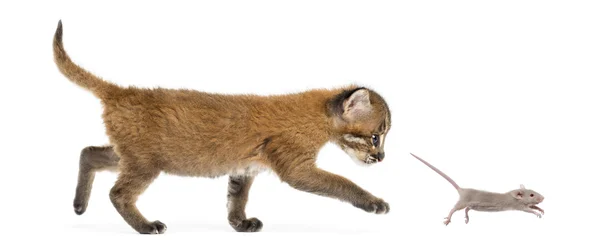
[[232, 217, 263, 232], [355, 198, 390, 214], [138, 220, 167, 234]]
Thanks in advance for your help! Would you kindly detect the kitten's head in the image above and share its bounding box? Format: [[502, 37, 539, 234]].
[[328, 87, 391, 166]]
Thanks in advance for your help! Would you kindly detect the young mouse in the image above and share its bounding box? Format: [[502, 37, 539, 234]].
[[410, 153, 544, 225]]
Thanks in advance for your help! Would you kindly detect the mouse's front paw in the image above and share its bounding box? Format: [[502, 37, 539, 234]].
[[354, 198, 390, 214], [532, 205, 544, 215]]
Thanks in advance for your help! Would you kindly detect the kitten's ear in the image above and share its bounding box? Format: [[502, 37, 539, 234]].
[[511, 190, 524, 200], [520, 184, 526, 190], [342, 89, 372, 120]]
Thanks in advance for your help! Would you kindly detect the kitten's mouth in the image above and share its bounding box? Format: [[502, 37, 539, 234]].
[[365, 156, 378, 164], [340, 145, 379, 166]]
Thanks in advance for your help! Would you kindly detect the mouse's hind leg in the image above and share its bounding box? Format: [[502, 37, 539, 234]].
[[464, 207, 470, 224], [444, 203, 466, 226]]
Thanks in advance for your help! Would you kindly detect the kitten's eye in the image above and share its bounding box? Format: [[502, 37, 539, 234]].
[[530, 194, 534, 197], [372, 134, 380, 147]]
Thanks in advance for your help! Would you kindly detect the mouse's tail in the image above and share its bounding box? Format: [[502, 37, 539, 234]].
[[410, 153, 460, 191], [53, 20, 120, 99]]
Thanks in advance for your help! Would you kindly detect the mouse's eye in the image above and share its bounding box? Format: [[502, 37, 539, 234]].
[[530, 194, 534, 197]]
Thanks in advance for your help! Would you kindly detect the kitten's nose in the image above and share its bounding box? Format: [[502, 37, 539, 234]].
[[376, 152, 385, 162]]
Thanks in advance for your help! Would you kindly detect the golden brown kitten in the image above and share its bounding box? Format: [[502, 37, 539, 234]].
[[53, 20, 392, 234]]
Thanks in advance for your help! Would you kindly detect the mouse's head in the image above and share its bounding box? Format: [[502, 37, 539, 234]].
[[510, 184, 544, 206]]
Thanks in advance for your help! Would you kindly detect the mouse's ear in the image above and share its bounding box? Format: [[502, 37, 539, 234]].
[[511, 190, 524, 200], [520, 184, 526, 189]]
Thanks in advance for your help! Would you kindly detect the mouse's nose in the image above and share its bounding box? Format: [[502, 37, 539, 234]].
[[376, 152, 385, 162]]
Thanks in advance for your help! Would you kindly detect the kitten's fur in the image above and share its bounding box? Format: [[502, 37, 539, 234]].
[[54, 21, 392, 234]]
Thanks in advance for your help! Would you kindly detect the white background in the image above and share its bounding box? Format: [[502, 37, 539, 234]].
[[1, 0, 599, 242]]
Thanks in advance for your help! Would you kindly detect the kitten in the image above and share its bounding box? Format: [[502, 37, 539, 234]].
[[54, 21, 392, 234]]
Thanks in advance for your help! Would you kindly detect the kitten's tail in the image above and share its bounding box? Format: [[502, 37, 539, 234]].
[[53, 20, 120, 99], [410, 153, 461, 191]]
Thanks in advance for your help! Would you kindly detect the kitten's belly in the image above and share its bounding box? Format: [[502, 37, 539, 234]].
[[162, 159, 270, 178], [228, 162, 270, 177]]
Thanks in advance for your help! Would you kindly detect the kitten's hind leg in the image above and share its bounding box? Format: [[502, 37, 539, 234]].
[[109, 161, 163, 234], [74, 145, 120, 215], [227, 176, 262, 232]]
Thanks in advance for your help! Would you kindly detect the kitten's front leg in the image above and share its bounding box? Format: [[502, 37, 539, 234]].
[[227, 175, 262, 232], [278, 164, 389, 214]]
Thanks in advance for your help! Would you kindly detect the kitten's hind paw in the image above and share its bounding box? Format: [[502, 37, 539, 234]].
[[73, 202, 86, 215], [138, 220, 167, 234], [232, 218, 263, 232]]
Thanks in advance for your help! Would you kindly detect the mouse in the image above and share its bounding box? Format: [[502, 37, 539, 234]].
[[410, 153, 545, 225]]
